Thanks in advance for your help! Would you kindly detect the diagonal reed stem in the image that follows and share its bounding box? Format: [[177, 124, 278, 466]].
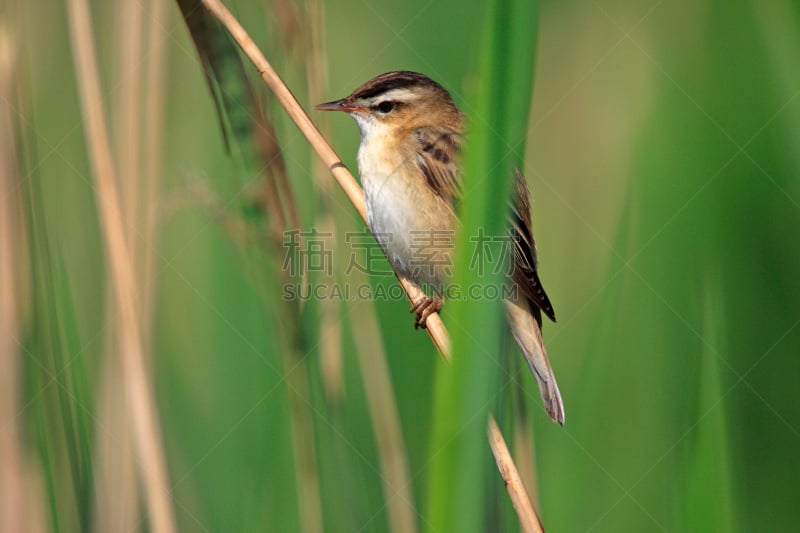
[[487, 415, 545, 533], [198, 0, 451, 361]]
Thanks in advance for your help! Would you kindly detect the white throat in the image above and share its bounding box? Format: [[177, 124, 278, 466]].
[[350, 112, 453, 289]]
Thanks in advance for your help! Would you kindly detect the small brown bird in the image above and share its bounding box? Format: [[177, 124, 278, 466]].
[[316, 71, 564, 424]]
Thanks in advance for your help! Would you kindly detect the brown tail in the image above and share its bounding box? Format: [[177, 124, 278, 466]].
[[504, 299, 565, 425]]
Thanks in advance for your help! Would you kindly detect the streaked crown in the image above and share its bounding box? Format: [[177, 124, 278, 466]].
[[316, 71, 462, 133]]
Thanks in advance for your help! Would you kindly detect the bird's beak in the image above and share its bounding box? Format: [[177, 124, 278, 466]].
[[314, 99, 363, 113]]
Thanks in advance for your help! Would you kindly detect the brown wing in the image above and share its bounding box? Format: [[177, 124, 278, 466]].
[[509, 169, 556, 326], [414, 128, 555, 325], [413, 126, 462, 207]]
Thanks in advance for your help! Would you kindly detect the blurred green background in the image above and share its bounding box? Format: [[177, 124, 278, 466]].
[[3, 0, 800, 532]]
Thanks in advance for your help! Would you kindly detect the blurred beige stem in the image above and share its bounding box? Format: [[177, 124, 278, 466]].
[[199, 0, 451, 361], [487, 415, 545, 533], [142, 0, 167, 351], [0, 24, 25, 533], [114, 0, 144, 254], [302, 5, 416, 530], [513, 410, 540, 508], [66, 1, 177, 532], [91, 1, 150, 529], [349, 295, 419, 533], [281, 349, 324, 533], [304, 0, 345, 404]]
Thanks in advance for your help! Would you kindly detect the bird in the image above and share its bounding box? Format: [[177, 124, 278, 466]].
[[315, 71, 564, 424]]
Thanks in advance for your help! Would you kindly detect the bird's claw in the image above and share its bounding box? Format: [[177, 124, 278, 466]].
[[410, 295, 443, 329]]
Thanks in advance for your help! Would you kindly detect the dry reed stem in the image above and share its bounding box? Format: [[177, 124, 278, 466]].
[[114, 0, 144, 253], [311, 214, 344, 405], [487, 415, 545, 533], [66, 1, 176, 532], [234, 8, 325, 527], [251, 111, 291, 246], [513, 416, 539, 509], [281, 348, 324, 533], [349, 295, 419, 533], [199, 0, 451, 361], [514, 388, 539, 507], [302, 0, 344, 402], [299, 5, 416, 528], [91, 2, 150, 528], [0, 23, 25, 533], [92, 348, 139, 533], [141, 0, 168, 348]]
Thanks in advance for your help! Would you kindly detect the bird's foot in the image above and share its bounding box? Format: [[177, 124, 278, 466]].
[[410, 294, 444, 330]]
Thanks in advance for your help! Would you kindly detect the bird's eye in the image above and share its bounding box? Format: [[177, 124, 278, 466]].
[[375, 101, 396, 114]]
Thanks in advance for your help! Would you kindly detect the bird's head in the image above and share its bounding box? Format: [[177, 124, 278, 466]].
[[315, 71, 461, 139]]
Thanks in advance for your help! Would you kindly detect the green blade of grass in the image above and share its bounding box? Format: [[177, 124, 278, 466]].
[[425, 1, 540, 532], [676, 277, 734, 532], [22, 149, 94, 532], [174, 3, 324, 530]]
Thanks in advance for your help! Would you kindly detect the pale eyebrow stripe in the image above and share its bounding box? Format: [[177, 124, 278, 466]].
[[375, 88, 418, 102]]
